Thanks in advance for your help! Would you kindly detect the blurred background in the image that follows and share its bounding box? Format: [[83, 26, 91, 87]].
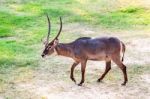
[[0, 0, 150, 99]]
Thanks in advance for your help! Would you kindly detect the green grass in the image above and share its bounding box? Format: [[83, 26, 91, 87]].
[[0, 0, 149, 71], [0, 40, 37, 67], [96, 6, 150, 29], [0, 0, 149, 69]]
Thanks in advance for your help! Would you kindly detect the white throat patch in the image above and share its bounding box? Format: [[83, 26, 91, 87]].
[[53, 48, 58, 56]]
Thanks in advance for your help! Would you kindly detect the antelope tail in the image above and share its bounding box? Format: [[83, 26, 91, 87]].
[[121, 42, 126, 62]]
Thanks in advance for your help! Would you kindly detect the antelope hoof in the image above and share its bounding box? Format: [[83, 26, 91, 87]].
[[70, 77, 76, 84], [78, 83, 82, 86], [78, 81, 84, 86], [97, 78, 102, 82], [121, 82, 126, 86]]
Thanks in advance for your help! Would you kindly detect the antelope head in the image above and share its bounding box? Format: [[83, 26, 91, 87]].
[[41, 14, 62, 58]]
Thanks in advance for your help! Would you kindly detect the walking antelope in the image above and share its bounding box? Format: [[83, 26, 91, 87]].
[[41, 15, 128, 86]]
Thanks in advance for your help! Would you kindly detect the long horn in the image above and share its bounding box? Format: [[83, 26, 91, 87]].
[[54, 17, 62, 40], [46, 14, 51, 43]]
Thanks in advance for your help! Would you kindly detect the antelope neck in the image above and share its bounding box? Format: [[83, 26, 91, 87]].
[[55, 43, 73, 57]]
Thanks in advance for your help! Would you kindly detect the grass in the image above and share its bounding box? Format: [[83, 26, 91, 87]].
[[0, 0, 149, 73], [96, 6, 150, 29]]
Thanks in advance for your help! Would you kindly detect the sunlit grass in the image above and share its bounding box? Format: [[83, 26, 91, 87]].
[[16, 3, 42, 14], [90, 6, 150, 29]]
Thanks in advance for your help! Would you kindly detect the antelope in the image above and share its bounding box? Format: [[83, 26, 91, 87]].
[[41, 15, 128, 86]]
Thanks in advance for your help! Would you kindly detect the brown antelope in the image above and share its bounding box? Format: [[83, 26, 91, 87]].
[[41, 15, 128, 86]]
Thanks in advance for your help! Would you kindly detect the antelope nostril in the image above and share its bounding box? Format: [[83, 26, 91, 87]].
[[41, 54, 45, 57]]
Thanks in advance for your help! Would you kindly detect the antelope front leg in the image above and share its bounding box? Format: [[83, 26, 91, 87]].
[[78, 60, 87, 86], [70, 62, 79, 84]]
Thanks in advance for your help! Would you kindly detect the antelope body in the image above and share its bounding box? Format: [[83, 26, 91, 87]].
[[42, 15, 128, 86]]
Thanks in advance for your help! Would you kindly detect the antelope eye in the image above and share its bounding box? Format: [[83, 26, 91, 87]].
[[46, 46, 51, 50]]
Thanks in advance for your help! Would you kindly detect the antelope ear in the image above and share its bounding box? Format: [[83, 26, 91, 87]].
[[54, 39, 59, 46]]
